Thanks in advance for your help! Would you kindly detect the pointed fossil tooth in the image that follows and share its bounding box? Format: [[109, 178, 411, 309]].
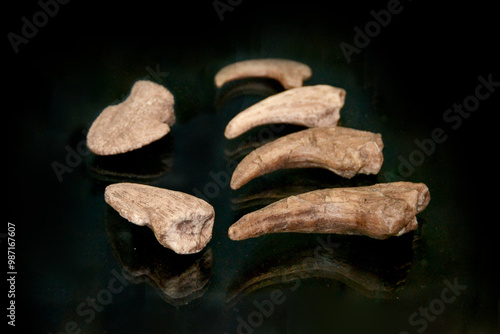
[[214, 58, 312, 90], [224, 84, 345, 139], [228, 182, 430, 241], [87, 80, 175, 156], [104, 183, 214, 254], [230, 126, 384, 190]]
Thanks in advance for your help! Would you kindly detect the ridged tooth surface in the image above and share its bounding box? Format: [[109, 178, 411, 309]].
[[224, 85, 346, 139], [230, 126, 384, 190], [228, 182, 430, 241]]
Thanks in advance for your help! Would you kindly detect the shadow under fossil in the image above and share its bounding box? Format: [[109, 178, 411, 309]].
[[88, 133, 174, 184], [229, 168, 379, 214], [104, 205, 212, 306], [225, 230, 419, 308], [214, 77, 285, 111]]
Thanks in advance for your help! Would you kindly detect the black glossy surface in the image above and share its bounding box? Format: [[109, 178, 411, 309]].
[[7, 1, 498, 333]]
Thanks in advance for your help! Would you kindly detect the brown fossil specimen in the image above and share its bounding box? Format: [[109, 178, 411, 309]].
[[228, 182, 430, 240], [230, 126, 384, 190], [87, 80, 176, 156], [214, 58, 312, 90], [104, 183, 214, 254], [224, 84, 346, 139]]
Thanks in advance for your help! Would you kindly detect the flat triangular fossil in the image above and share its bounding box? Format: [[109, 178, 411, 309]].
[[87, 80, 176, 156]]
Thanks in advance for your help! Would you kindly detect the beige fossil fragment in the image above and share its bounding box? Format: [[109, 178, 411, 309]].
[[104, 183, 214, 254], [214, 58, 312, 90], [224, 85, 346, 139], [228, 182, 430, 241], [87, 80, 176, 156], [230, 126, 384, 190]]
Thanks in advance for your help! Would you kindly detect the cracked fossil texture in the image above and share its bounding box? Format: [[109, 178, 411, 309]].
[[224, 84, 346, 139], [228, 182, 430, 241], [214, 58, 312, 90], [104, 183, 214, 254], [230, 126, 384, 190], [87, 80, 176, 155]]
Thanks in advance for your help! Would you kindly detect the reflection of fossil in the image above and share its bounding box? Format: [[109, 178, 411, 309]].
[[215, 78, 285, 110], [226, 235, 414, 305], [123, 249, 213, 305], [105, 206, 212, 306], [215, 58, 312, 90], [223, 123, 306, 161], [229, 182, 430, 240], [89, 135, 174, 183], [229, 173, 364, 211], [230, 127, 384, 189], [230, 167, 380, 212]]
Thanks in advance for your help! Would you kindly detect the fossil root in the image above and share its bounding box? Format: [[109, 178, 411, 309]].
[[228, 182, 430, 241], [214, 58, 312, 90], [87, 80, 175, 155], [230, 126, 384, 190], [224, 84, 346, 139], [104, 183, 214, 254]]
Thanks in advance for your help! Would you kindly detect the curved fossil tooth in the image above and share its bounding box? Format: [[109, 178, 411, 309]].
[[228, 182, 430, 241], [214, 58, 312, 90], [87, 80, 175, 156], [230, 126, 384, 190], [104, 183, 214, 254], [224, 84, 345, 139]]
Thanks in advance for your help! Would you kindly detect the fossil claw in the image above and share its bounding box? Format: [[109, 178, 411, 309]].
[[230, 126, 384, 190], [228, 182, 430, 241], [215, 58, 312, 90], [224, 84, 345, 139]]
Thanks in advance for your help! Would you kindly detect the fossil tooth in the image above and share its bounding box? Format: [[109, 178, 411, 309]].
[[228, 182, 430, 241], [230, 126, 384, 190], [224, 84, 345, 139], [87, 80, 175, 156], [214, 58, 312, 90], [104, 183, 214, 254]]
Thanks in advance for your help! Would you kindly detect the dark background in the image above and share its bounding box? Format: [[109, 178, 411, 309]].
[[5, 0, 498, 333]]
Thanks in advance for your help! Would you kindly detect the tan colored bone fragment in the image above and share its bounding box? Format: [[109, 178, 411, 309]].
[[230, 126, 384, 190], [87, 80, 175, 156], [104, 183, 214, 254], [228, 182, 430, 240], [214, 58, 312, 89], [224, 85, 345, 139]]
